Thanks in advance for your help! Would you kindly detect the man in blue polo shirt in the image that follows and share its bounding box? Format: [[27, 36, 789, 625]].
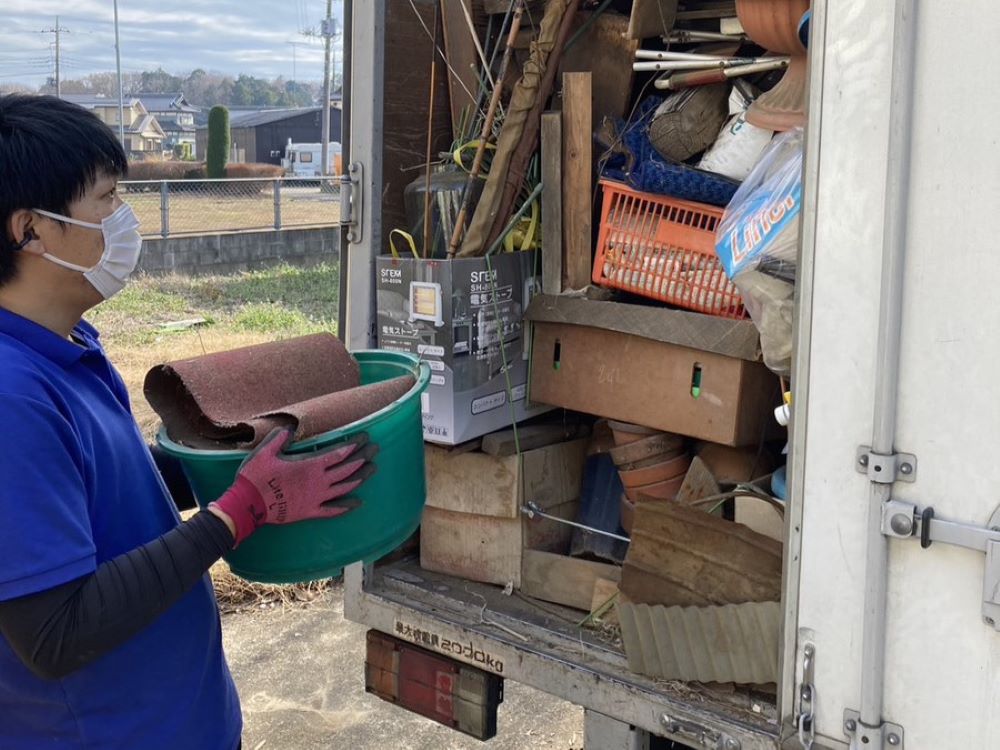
[[0, 95, 376, 749]]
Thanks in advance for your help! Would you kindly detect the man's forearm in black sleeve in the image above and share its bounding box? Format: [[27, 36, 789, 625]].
[[0, 511, 233, 680]]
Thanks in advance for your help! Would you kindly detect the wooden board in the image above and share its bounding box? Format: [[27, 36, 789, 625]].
[[480, 422, 588, 457], [441, 0, 480, 141], [421, 508, 522, 586], [561, 72, 593, 291], [425, 437, 589, 517], [541, 112, 563, 295], [520, 549, 622, 611], [383, 0, 454, 242], [561, 12, 640, 122], [621, 501, 782, 608]]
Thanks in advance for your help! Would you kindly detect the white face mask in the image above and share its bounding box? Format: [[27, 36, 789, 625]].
[[32, 203, 143, 300]]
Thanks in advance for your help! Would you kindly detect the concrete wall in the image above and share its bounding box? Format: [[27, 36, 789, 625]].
[[138, 227, 339, 276]]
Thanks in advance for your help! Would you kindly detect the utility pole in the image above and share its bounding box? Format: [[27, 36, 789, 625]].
[[113, 0, 126, 145], [320, 3, 335, 175], [41, 17, 70, 97]]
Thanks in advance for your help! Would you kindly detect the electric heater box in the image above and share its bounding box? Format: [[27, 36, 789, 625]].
[[376, 251, 548, 445]]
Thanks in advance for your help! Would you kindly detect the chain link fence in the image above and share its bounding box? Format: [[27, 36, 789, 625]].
[[120, 177, 342, 237]]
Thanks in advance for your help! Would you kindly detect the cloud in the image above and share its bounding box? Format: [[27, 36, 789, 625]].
[[0, 0, 342, 86]]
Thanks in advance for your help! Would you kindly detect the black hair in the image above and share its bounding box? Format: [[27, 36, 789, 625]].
[[0, 94, 128, 286]]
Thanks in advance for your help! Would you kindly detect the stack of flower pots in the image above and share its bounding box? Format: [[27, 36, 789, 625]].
[[607, 421, 690, 534]]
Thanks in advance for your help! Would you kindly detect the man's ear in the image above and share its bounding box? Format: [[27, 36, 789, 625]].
[[8, 209, 43, 255]]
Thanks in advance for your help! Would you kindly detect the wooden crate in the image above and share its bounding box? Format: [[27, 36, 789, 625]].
[[420, 438, 589, 586]]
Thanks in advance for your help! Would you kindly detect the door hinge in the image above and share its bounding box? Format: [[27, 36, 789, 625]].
[[339, 161, 364, 244], [882, 499, 1000, 630]]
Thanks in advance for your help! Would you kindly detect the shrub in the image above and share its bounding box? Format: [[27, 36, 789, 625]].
[[125, 161, 207, 182], [225, 163, 285, 179], [206, 106, 230, 178]]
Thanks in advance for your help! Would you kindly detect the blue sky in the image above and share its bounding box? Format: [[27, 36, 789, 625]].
[[0, 0, 345, 88]]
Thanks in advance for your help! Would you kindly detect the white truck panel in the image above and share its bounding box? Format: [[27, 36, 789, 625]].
[[797, 0, 1000, 746]]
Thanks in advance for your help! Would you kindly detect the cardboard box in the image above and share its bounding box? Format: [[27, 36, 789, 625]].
[[526, 295, 781, 447], [419, 438, 589, 586], [376, 252, 548, 445]]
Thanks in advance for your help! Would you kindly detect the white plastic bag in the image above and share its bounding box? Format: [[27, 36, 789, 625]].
[[698, 110, 775, 181]]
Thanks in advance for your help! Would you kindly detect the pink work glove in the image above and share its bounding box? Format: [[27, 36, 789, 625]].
[[210, 428, 377, 546]]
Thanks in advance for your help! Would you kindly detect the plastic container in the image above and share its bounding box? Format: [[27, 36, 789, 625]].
[[592, 180, 746, 319], [157, 351, 431, 584]]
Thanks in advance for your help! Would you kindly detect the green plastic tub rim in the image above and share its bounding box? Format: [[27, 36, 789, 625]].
[[156, 350, 431, 459]]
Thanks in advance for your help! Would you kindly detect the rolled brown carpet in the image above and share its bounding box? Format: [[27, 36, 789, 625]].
[[145, 333, 415, 449]]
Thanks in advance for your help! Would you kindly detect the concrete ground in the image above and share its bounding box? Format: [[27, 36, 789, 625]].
[[222, 583, 584, 750]]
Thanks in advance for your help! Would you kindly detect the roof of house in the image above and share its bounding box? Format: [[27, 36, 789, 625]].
[[62, 94, 141, 109], [137, 92, 200, 114], [128, 114, 164, 138], [156, 115, 197, 133], [226, 107, 323, 128]]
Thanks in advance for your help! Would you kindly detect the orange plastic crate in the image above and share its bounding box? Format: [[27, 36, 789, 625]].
[[592, 180, 745, 319]]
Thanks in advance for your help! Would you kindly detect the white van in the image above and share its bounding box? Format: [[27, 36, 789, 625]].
[[281, 139, 341, 177]]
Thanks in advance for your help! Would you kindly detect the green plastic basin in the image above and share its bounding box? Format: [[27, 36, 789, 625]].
[[157, 350, 431, 583]]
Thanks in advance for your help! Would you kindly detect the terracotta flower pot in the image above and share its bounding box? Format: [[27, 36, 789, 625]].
[[619, 453, 692, 489], [609, 432, 686, 466], [625, 474, 687, 503], [736, 0, 810, 130]]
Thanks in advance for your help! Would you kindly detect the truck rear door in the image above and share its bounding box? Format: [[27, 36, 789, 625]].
[[787, 1, 1000, 747]]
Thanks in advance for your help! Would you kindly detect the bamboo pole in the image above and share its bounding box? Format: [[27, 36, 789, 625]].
[[422, 0, 440, 257], [446, 0, 524, 259]]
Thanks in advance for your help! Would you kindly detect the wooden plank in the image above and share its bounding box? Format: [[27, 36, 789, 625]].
[[421, 508, 522, 586], [541, 112, 563, 295], [383, 0, 454, 243], [441, 0, 481, 141], [425, 437, 589, 517], [480, 422, 587, 457], [524, 294, 763, 361], [561, 72, 593, 291], [425, 445, 519, 517], [561, 12, 640, 122], [520, 549, 622, 611]]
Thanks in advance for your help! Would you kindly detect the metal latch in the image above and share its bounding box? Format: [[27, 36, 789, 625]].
[[882, 499, 1000, 630], [339, 162, 364, 244], [659, 713, 740, 750], [794, 643, 816, 749], [856, 447, 917, 483]]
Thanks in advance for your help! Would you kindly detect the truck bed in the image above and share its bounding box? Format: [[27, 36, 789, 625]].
[[344, 558, 782, 749]]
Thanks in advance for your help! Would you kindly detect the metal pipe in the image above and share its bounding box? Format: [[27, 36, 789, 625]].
[[655, 59, 789, 90], [634, 56, 785, 72], [856, 0, 920, 738], [668, 30, 746, 43], [522, 502, 631, 543], [635, 49, 736, 62]]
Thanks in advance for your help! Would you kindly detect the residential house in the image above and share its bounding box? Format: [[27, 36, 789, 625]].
[[61, 95, 166, 159], [195, 106, 343, 167], [137, 92, 200, 158]]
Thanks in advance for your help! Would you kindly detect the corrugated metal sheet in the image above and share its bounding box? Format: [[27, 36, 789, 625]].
[[618, 600, 780, 685]]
